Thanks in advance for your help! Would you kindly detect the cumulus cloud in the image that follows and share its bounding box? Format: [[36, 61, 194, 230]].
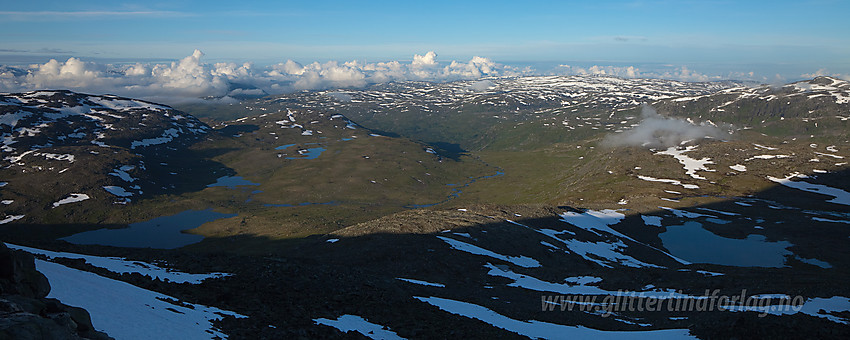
[[602, 105, 731, 148], [5, 49, 233, 103], [2, 50, 758, 105], [412, 51, 438, 67], [0, 50, 518, 105]]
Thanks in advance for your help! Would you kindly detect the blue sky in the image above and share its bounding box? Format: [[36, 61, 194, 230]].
[[1, 0, 848, 82]]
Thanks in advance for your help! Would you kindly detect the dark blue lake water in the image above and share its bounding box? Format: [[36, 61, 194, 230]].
[[60, 209, 237, 249], [207, 176, 261, 188], [659, 221, 793, 267]]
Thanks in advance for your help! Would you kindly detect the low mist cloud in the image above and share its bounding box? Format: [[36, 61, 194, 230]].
[[468, 80, 495, 92], [0, 50, 517, 105], [602, 105, 730, 148]]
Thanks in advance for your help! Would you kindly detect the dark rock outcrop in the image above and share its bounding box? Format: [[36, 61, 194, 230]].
[[0, 242, 111, 340]]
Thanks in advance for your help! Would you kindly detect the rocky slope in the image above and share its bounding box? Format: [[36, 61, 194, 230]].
[[221, 75, 741, 150], [0, 90, 220, 226], [654, 76, 850, 138], [0, 242, 111, 339]]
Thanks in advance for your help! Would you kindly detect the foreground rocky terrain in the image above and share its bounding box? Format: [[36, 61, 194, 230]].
[[0, 243, 111, 339]]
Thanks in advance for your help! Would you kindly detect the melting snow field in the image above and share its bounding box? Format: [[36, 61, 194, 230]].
[[103, 185, 133, 197], [51, 193, 90, 207], [724, 296, 850, 324], [486, 263, 699, 299], [130, 128, 180, 149], [396, 278, 446, 288], [34, 259, 246, 339], [485, 263, 609, 295], [637, 175, 699, 189], [506, 214, 675, 268], [437, 236, 540, 268], [414, 296, 696, 339], [555, 209, 685, 267], [7, 243, 230, 284], [0, 215, 24, 224], [656, 146, 715, 180], [558, 209, 626, 236], [768, 173, 850, 206], [729, 164, 747, 172], [314, 315, 405, 340]]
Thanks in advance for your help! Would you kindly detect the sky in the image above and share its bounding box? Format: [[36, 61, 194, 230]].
[[1, 0, 848, 103]]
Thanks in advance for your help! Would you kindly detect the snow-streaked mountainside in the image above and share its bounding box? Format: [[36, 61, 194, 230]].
[[670, 76, 850, 107], [348, 75, 738, 112], [210, 75, 746, 151], [1, 90, 209, 155], [0, 90, 221, 225], [655, 76, 850, 128], [259, 75, 738, 113]]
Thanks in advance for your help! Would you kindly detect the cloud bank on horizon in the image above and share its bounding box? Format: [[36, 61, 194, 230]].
[[0, 50, 528, 104], [1, 49, 847, 105]]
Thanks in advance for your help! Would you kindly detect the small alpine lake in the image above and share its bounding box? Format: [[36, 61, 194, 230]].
[[60, 209, 237, 249]]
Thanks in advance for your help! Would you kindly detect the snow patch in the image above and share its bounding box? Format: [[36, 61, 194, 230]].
[[7, 243, 231, 284], [637, 175, 699, 189], [34, 259, 245, 340], [656, 146, 715, 180], [768, 173, 850, 206], [396, 278, 446, 288], [729, 164, 747, 172], [52, 193, 89, 207], [414, 296, 695, 339], [103, 186, 133, 197], [436, 236, 540, 268], [0, 215, 24, 224], [314, 315, 405, 340], [130, 128, 180, 149]]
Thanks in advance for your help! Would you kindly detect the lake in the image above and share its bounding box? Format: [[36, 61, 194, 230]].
[[60, 209, 237, 249], [659, 221, 793, 267]]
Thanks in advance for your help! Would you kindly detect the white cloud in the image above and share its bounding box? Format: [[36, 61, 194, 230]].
[[3, 50, 756, 105], [801, 68, 849, 81], [556, 64, 641, 78], [658, 66, 716, 82], [269, 60, 306, 76], [26, 57, 107, 89], [0, 50, 522, 105], [469, 80, 495, 92], [412, 51, 438, 67], [802, 68, 830, 78], [443, 56, 499, 79], [603, 105, 731, 148], [554, 64, 761, 82]]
